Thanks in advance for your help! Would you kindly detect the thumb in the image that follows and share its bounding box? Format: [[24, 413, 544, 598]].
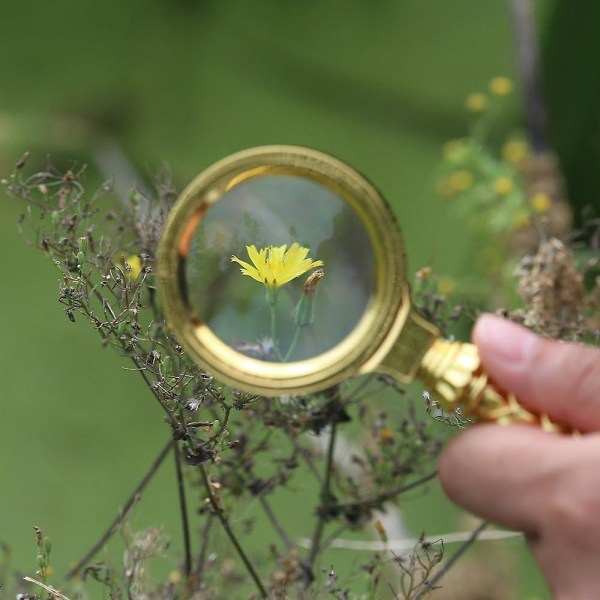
[[473, 314, 600, 432]]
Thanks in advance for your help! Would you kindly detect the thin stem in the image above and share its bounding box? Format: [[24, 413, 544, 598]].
[[173, 441, 192, 582], [343, 373, 377, 403], [414, 520, 489, 599], [259, 495, 294, 550], [269, 302, 285, 361], [134, 360, 181, 432], [319, 523, 349, 554], [302, 447, 434, 574], [332, 470, 439, 514], [283, 326, 302, 362], [65, 439, 174, 579], [195, 515, 214, 584], [198, 465, 268, 598], [89, 286, 180, 432], [305, 421, 338, 578]]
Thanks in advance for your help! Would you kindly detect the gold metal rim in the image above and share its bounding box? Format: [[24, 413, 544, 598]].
[[157, 145, 408, 395]]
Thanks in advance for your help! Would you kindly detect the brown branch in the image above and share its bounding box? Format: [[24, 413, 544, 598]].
[[199, 465, 268, 598], [173, 441, 192, 581], [331, 470, 439, 515], [305, 421, 338, 581], [65, 439, 174, 579]]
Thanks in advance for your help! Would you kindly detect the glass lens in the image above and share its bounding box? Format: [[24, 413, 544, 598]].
[[181, 174, 375, 362]]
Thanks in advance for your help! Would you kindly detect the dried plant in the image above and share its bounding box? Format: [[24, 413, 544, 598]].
[[4, 129, 596, 599], [2, 156, 452, 600]]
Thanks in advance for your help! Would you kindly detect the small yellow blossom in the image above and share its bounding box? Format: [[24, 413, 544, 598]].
[[169, 570, 182, 584], [379, 428, 395, 444], [119, 254, 143, 279], [374, 520, 387, 538], [231, 243, 323, 290], [489, 76, 513, 96], [502, 139, 528, 165], [443, 139, 467, 161], [493, 177, 514, 196], [448, 170, 474, 192], [512, 209, 531, 229], [465, 92, 488, 113], [531, 192, 551, 213]]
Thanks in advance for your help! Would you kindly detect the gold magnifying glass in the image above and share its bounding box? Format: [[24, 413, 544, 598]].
[[157, 145, 560, 431]]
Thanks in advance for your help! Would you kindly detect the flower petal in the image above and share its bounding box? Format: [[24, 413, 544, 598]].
[[231, 254, 262, 283]]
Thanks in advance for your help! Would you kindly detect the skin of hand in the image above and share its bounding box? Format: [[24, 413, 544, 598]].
[[439, 314, 600, 599]]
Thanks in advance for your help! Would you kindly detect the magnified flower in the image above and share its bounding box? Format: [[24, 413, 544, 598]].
[[231, 243, 323, 290]]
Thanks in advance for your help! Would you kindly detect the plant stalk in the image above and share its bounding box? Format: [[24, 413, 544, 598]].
[[198, 465, 268, 598]]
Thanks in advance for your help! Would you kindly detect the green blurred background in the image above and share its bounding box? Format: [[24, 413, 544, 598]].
[[2, 0, 596, 596]]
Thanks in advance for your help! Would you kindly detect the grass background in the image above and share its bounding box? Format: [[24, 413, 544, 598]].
[[0, 1, 569, 596]]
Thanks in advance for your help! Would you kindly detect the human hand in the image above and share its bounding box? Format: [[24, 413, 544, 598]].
[[439, 314, 600, 599]]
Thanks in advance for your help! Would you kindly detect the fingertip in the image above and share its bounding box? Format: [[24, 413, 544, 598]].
[[473, 314, 600, 431], [473, 314, 537, 368]]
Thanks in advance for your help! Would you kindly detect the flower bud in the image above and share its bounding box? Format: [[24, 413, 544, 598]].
[[294, 269, 324, 328]]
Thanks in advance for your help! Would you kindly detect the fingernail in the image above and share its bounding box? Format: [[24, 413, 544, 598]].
[[473, 314, 536, 365]]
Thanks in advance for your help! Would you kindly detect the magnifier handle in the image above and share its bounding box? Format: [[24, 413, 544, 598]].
[[418, 338, 569, 433]]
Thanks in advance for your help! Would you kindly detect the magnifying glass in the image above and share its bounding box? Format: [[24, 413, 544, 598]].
[[157, 145, 560, 431]]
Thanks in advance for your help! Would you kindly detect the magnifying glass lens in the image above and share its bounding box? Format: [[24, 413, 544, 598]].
[[182, 174, 376, 362]]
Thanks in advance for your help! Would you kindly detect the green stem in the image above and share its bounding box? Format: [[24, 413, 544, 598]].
[[283, 326, 302, 362], [199, 465, 268, 598], [269, 301, 285, 361]]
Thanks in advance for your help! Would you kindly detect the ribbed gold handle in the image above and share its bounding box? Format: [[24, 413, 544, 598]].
[[418, 339, 567, 433]]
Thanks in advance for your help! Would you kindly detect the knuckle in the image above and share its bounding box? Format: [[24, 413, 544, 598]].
[[544, 467, 600, 549]]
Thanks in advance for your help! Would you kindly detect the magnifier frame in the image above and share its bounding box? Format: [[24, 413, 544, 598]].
[[157, 145, 410, 395]]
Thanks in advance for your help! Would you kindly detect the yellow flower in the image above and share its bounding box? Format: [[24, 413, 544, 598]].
[[231, 243, 323, 290], [531, 192, 551, 213], [493, 177, 514, 196], [512, 209, 530, 229], [465, 92, 488, 113], [374, 520, 388, 541], [443, 139, 467, 161], [502, 139, 528, 166], [489, 76, 513, 96], [169, 570, 182, 584], [119, 254, 143, 279], [379, 428, 395, 444], [448, 170, 474, 192]]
